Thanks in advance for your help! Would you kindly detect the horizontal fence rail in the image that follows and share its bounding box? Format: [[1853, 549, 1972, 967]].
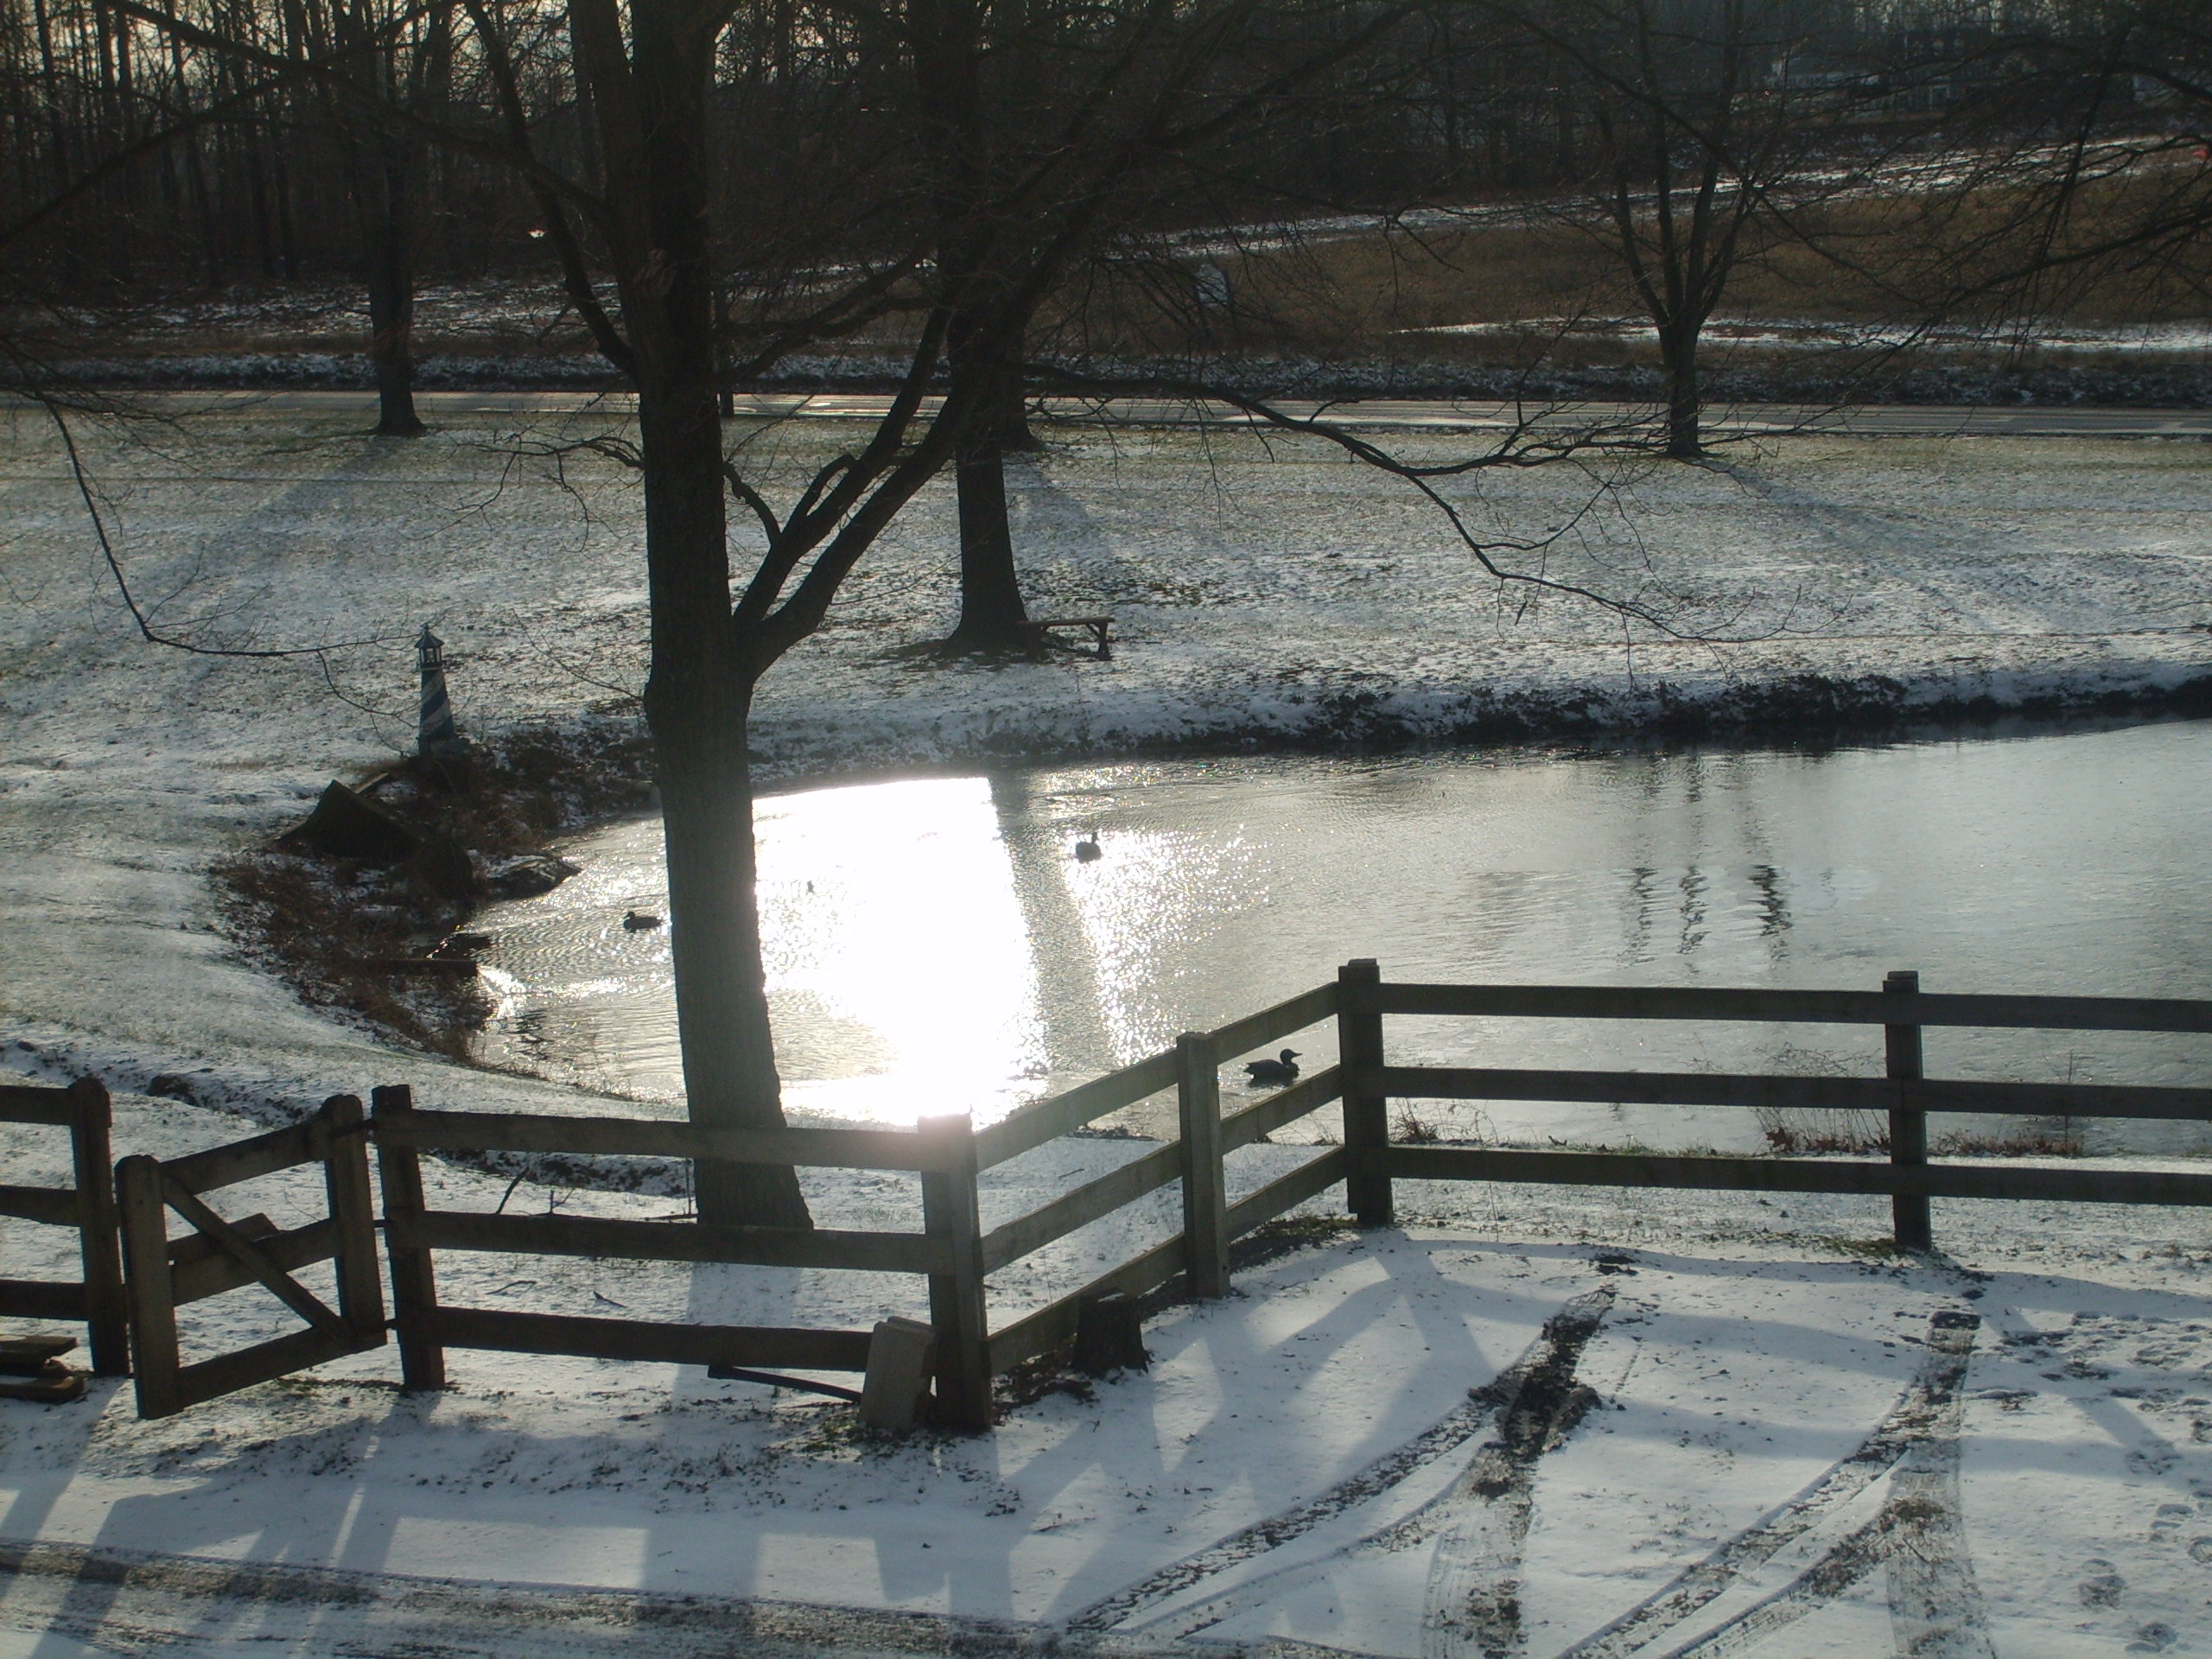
[[974, 1049, 1179, 1171], [378, 1109, 953, 1172], [1375, 982, 2212, 1033], [1370, 1147, 2212, 1209], [392, 1210, 950, 1274], [1359, 1067, 2212, 1122]]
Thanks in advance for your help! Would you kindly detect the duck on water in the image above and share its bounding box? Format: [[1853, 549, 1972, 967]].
[[1245, 1049, 1300, 1086]]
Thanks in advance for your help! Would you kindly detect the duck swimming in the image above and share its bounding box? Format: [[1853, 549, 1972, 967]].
[[622, 910, 663, 931], [1073, 833, 1102, 862], [1244, 1048, 1300, 1086]]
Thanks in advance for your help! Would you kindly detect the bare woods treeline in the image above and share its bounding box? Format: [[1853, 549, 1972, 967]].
[[4, 0, 2209, 322]]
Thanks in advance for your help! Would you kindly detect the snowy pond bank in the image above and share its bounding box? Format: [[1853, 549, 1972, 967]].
[[4, 406, 2212, 1655], [5, 405, 2212, 1125]]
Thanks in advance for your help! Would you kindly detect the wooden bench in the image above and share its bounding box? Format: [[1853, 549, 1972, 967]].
[[1018, 616, 1113, 661]]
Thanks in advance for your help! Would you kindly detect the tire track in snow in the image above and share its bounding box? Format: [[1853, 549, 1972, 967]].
[[1420, 1287, 1611, 1659], [1072, 1287, 1613, 1642], [1647, 1309, 1993, 1659], [1561, 1307, 1982, 1659]]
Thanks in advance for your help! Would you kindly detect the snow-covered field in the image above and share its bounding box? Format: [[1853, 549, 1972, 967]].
[[3, 404, 2212, 1654], [2, 1140, 2210, 1659]]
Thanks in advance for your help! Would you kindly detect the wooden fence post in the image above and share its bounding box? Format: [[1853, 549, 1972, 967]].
[[66, 1076, 128, 1376], [1177, 1032, 1230, 1300], [114, 1154, 180, 1418], [320, 1096, 386, 1344], [371, 1085, 447, 1390], [1886, 969, 1933, 1253], [918, 1113, 992, 1433], [1338, 959, 1394, 1227]]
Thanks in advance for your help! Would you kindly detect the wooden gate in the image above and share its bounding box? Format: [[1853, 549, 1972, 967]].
[[0, 1077, 128, 1374], [115, 1095, 385, 1418]]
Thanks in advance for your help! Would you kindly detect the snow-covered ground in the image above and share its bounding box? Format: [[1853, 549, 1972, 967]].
[[1412, 315, 2212, 356], [2, 1119, 2210, 1658], [3, 403, 2212, 1654]]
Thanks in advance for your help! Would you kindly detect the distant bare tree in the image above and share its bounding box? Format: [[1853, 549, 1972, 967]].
[[297, 0, 458, 435], [1472, 0, 1872, 458]]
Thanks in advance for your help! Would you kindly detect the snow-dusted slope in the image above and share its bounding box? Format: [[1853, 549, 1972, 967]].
[[4, 406, 2209, 1114], [4, 405, 2212, 1656]]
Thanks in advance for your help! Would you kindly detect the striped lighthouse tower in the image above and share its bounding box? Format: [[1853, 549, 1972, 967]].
[[416, 625, 461, 756]]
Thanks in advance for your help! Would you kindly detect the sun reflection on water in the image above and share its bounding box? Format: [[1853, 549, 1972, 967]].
[[474, 728, 2212, 1151], [757, 776, 1045, 1124]]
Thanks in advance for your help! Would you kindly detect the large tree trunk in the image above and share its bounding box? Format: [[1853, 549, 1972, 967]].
[[651, 676, 809, 1228], [559, 0, 814, 1230], [948, 346, 1035, 648], [635, 312, 810, 1232], [951, 440, 1030, 648], [365, 165, 423, 437], [1660, 321, 1703, 460]]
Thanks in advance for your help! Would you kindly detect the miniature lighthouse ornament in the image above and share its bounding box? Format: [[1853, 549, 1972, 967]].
[[416, 625, 461, 756]]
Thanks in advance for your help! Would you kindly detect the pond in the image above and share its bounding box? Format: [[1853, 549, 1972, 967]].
[[473, 718, 2212, 1155]]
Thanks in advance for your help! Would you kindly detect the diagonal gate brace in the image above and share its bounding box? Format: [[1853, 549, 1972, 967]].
[[158, 1177, 352, 1345]]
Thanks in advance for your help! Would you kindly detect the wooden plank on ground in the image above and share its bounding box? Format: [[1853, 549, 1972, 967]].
[[1220, 1067, 1344, 1154], [974, 1050, 1179, 1170], [0, 1086, 76, 1127], [164, 1120, 321, 1196], [1224, 1147, 1350, 1241], [1207, 985, 1339, 1065], [424, 1308, 874, 1371], [1374, 983, 2212, 1033], [980, 1142, 1183, 1274], [1372, 1146, 2212, 1206], [0, 1280, 87, 1321], [395, 1210, 949, 1274], [378, 1110, 945, 1172], [0, 1185, 79, 1227]]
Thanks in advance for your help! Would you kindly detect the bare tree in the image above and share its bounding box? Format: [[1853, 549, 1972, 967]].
[[299, 0, 458, 435], [463, 0, 1417, 1220], [1480, 0, 1849, 457]]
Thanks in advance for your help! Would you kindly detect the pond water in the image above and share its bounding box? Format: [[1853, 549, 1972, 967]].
[[474, 719, 2212, 1155]]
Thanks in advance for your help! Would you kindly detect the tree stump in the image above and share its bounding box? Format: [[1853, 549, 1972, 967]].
[[1073, 1294, 1149, 1376]]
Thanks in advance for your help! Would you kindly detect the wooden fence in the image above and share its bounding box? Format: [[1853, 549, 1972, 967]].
[[1349, 965, 2212, 1249], [116, 1095, 386, 1418], [369, 1085, 997, 1430], [0, 1078, 126, 1375], [966, 961, 2212, 1382], [16, 962, 2210, 1427], [975, 982, 1351, 1376], [346, 983, 1361, 1423]]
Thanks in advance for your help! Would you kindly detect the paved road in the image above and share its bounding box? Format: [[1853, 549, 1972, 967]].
[[149, 388, 2212, 437]]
